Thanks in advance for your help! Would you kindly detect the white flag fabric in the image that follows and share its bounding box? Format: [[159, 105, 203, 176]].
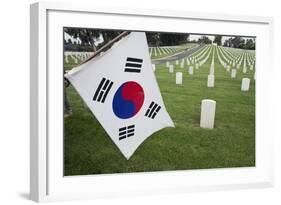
[[65, 32, 174, 159]]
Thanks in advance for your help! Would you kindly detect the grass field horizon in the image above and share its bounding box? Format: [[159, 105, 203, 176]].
[[63, 43, 255, 176], [149, 43, 197, 59]]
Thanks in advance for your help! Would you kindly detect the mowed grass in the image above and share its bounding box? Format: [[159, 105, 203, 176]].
[[150, 43, 197, 59], [64, 47, 255, 176]]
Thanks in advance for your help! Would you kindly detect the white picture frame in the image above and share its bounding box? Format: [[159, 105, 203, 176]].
[[30, 2, 274, 202]]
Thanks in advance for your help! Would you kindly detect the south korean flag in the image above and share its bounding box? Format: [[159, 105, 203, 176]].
[[65, 32, 174, 159]]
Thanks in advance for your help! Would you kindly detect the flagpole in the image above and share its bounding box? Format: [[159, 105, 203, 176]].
[[77, 31, 130, 66]]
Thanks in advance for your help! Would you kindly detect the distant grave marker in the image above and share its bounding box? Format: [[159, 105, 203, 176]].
[[188, 66, 194, 75], [169, 65, 174, 73], [65, 54, 69, 63], [227, 65, 231, 72], [176, 72, 183, 85], [166, 61, 170, 67], [207, 74, 215, 87], [152, 64, 156, 72], [209, 62, 215, 75], [231, 69, 237, 78], [180, 61, 184, 69], [186, 58, 190, 65], [243, 66, 247, 73]]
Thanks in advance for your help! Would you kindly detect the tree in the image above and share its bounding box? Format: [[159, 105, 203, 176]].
[[213, 35, 222, 46], [245, 38, 255, 50], [231, 36, 245, 48], [146, 32, 189, 47], [198, 36, 212, 44], [159, 33, 189, 46], [222, 37, 255, 50], [146, 32, 161, 47], [64, 28, 121, 51], [223, 38, 231, 47]]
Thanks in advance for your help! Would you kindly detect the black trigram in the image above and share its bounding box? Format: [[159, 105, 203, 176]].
[[145, 101, 161, 119], [124, 57, 143, 73], [119, 125, 135, 140], [93, 77, 113, 103]]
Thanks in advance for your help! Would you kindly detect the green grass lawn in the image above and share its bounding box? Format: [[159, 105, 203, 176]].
[[64, 46, 255, 176], [150, 43, 197, 59]]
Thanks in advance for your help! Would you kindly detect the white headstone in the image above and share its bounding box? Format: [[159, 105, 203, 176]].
[[169, 65, 174, 73], [243, 66, 247, 73], [65, 54, 69, 63], [231, 69, 237, 78], [188, 66, 193, 75], [152, 64, 156, 72], [76, 54, 80, 61], [176, 72, 183, 85], [166, 61, 170, 67], [207, 74, 215, 87], [176, 60, 179, 65], [195, 63, 199, 69], [200, 99, 216, 129], [210, 62, 215, 75], [180, 62, 184, 69], [71, 55, 78, 64], [83, 53, 86, 60], [241, 78, 250, 91], [227, 65, 231, 72], [186, 58, 190, 65]]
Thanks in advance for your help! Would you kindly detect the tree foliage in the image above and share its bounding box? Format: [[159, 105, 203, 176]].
[[213, 35, 222, 46], [198, 36, 212, 44], [64, 28, 255, 51], [223, 36, 255, 50], [64, 28, 190, 51], [64, 28, 121, 51], [146, 32, 189, 46], [146, 32, 160, 46]]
